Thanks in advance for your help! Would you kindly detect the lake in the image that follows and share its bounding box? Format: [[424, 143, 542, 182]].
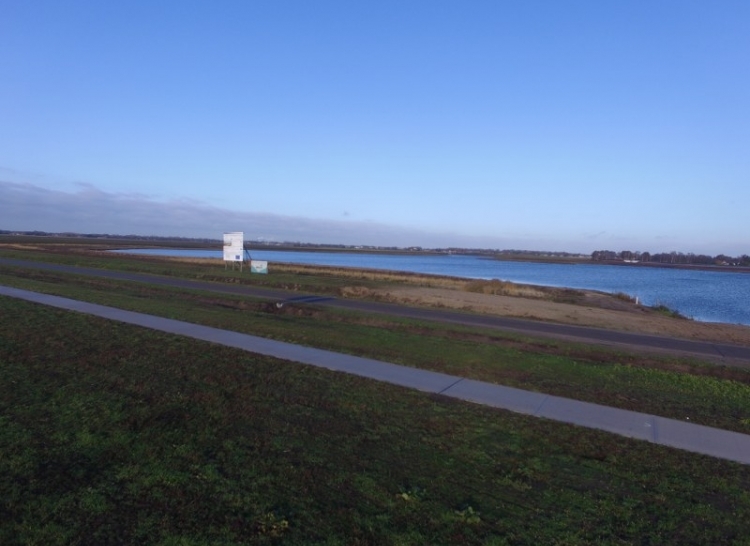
[[113, 248, 750, 326]]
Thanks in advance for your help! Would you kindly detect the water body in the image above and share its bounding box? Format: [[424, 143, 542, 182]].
[[114, 249, 750, 326]]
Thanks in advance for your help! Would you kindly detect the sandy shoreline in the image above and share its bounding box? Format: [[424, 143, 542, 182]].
[[360, 284, 750, 347], [278, 260, 750, 347], [255, 262, 750, 347], [127, 257, 750, 348]]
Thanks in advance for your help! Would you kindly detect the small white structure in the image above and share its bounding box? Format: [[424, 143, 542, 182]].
[[223, 232, 244, 269], [250, 260, 268, 274], [223, 232, 268, 273]]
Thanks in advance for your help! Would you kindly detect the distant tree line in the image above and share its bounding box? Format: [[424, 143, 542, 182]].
[[0, 229, 218, 243], [495, 249, 588, 258], [591, 250, 750, 267]]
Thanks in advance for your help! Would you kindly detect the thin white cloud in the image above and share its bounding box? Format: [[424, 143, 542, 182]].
[[0, 180, 522, 248], [4, 180, 741, 255]]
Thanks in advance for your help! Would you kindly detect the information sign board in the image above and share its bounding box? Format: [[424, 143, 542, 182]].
[[223, 232, 244, 262]]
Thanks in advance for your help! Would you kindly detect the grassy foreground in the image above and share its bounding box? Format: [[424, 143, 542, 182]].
[[2, 296, 750, 545]]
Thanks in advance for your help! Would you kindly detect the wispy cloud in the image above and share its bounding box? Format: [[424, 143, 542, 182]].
[[0, 180, 523, 249], [3, 180, 740, 254]]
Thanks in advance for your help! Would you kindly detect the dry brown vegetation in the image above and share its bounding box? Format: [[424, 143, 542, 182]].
[[7, 245, 750, 347], [129, 257, 750, 347]]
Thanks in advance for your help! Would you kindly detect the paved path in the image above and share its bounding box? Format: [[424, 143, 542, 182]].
[[2, 284, 750, 466], [2, 257, 749, 364]]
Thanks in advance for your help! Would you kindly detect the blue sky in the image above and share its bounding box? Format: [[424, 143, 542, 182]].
[[1, 1, 748, 254]]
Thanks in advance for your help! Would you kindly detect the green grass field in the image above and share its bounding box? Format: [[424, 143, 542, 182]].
[[2, 243, 750, 544], [2, 297, 750, 545]]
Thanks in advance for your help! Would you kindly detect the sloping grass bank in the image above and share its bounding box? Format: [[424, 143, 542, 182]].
[[2, 265, 750, 435], [2, 296, 750, 545]]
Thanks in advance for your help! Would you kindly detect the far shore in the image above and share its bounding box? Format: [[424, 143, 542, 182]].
[[594, 260, 750, 275], [3, 233, 748, 274]]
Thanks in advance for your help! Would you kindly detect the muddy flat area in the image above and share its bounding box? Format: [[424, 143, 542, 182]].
[[265, 263, 750, 347], [347, 284, 750, 347], [7, 251, 745, 348]]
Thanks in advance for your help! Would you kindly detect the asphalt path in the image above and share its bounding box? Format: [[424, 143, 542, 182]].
[[2, 257, 749, 364]]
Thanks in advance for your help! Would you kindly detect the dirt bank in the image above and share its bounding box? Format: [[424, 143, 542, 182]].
[[261, 263, 750, 347], [345, 284, 750, 347]]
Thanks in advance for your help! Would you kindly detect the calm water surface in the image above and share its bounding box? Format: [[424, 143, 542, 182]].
[[115, 249, 750, 326]]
